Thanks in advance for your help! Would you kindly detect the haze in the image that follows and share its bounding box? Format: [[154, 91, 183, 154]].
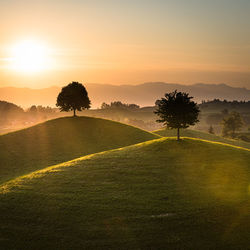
[[1, 0, 250, 88]]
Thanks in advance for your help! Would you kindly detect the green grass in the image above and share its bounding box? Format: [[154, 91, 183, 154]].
[[154, 128, 250, 149], [0, 116, 159, 183], [0, 138, 249, 249]]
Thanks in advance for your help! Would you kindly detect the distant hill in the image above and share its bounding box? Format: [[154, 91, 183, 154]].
[[154, 128, 250, 149], [0, 82, 250, 108], [0, 100, 24, 124], [0, 138, 249, 249], [0, 116, 159, 183]]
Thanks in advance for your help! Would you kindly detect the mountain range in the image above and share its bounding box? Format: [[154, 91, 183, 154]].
[[0, 82, 249, 108]]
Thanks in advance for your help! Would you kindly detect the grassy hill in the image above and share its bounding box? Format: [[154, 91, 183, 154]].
[[0, 116, 159, 183], [154, 128, 250, 149], [0, 138, 249, 249]]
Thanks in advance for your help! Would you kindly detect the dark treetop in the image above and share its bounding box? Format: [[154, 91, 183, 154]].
[[56, 81, 91, 116], [155, 90, 200, 140]]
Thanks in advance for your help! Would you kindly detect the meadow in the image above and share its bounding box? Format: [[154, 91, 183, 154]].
[[0, 116, 158, 183], [155, 128, 250, 149], [0, 117, 249, 249]]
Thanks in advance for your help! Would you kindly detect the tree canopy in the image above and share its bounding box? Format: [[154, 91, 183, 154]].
[[56, 82, 91, 116], [155, 90, 200, 140], [221, 111, 243, 138]]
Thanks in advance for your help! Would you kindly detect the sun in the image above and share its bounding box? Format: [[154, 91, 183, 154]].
[[10, 40, 51, 73]]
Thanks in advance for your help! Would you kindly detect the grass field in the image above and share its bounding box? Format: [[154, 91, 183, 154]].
[[155, 128, 250, 149], [0, 138, 249, 249], [0, 116, 159, 183]]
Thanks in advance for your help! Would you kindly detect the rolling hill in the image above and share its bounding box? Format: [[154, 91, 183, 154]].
[[0, 116, 159, 183], [154, 128, 250, 149], [0, 138, 249, 249]]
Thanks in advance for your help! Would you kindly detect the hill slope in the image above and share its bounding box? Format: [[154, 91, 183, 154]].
[[154, 128, 250, 149], [0, 138, 249, 249], [0, 116, 159, 183]]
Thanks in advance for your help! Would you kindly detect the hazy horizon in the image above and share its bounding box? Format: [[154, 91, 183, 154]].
[[1, 81, 250, 91], [1, 82, 250, 110]]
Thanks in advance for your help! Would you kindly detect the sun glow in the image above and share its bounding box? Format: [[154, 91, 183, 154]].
[[9, 40, 52, 73]]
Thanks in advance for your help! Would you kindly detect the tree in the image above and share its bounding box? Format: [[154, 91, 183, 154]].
[[155, 90, 200, 140], [56, 82, 91, 116], [221, 111, 243, 138], [208, 125, 214, 134], [101, 102, 110, 109], [29, 105, 37, 113]]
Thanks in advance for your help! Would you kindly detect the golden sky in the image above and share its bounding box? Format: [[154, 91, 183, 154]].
[[1, 0, 250, 88]]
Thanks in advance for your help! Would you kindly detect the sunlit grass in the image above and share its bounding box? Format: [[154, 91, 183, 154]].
[[154, 128, 250, 149], [0, 137, 249, 249], [0, 116, 159, 184]]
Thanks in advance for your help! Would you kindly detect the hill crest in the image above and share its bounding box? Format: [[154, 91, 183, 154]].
[[1, 136, 249, 194], [0, 116, 159, 183]]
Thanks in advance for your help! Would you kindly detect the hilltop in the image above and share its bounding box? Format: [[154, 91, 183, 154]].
[[155, 128, 250, 149], [0, 116, 159, 183], [0, 138, 249, 249]]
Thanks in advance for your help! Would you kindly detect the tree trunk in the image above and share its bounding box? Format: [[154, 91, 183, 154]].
[[177, 127, 180, 141], [73, 109, 76, 117]]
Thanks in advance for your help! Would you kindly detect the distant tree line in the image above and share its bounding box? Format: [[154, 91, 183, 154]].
[[200, 99, 250, 112], [101, 101, 140, 110], [201, 99, 250, 105], [0, 100, 56, 127], [28, 105, 54, 114]]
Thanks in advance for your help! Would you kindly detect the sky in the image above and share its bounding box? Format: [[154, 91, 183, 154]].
[[0, 0, 250, 88]]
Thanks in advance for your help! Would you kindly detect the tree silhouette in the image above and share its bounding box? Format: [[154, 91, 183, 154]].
[[221, 111, 243, 138], [155, 90, 200, 140], [56, 82, 91, 116], [208, 125, 214, 134], [29, 105, 37, 113]]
